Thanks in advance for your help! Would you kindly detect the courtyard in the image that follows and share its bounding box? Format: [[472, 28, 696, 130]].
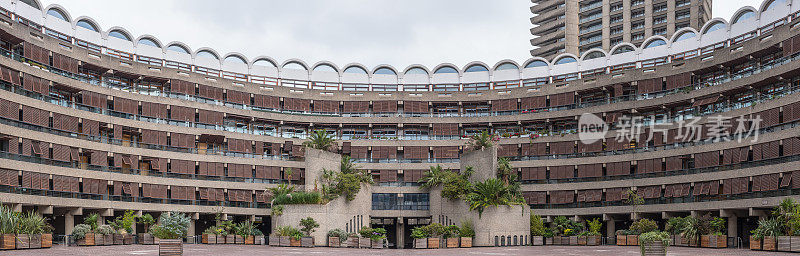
[[1, 245, 791, 256]]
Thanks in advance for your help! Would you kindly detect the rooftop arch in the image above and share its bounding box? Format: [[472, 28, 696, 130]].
[[463, 62, 490, 73], [73, 16, 100, 32], [282, 59, 309, 70], [523, 57, 550, 69], [343, 64, 369, 74], [731, 7, 757, 24], [700, 19, 727, 34], [19, 0, 41, 9], [493, 60, 520, 71], [45, 5, 71, 22], [251, 56, 278, 68], [135, 35, 162, 48], [404, 65, 430, 75], [194, 48, 220, 60], [372, 65, 398, 75], [761, 0, 786, 12], [312, 61, 339, 73], [165, 42, 191, 54], [552, 54, 578, 65], [106, 27, 133, 41], [642, 36, 667, 49], [671, 28, 698, 42], [223, 53, 248, 64], [433, 63, 460, 74], [610, 43, 637, 55], [580, 49, 607, 61]]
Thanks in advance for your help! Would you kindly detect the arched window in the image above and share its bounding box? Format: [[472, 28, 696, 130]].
[[253, 59, 276, 67], [675, 31, 696, 42], [733, 10, 755, 23], [313, 64, 337, 72], [374, 67, 396, 75], [76, 20, 98, 32], [108, 30, 131, 41], [465, 64, 488, 72], [524, 60, 548, 68], [283, 62, 307, 70], [47, 9, 67, 21], [434, 66, 458, 74], [763, 0, 786, 11], [703, 22, 726, 34], [612, 45, 635, 55], [405, 67, 428, 75], [196, 50, 218, 60], [496, 63, 518, 71], [643, 39, 666, 49], [19, 0, 39, 9], [138, 38, 160, 48], [583, 51, 605, 60], [224, 56, 246, 64], [554, 56, 576, 65], [344, 66, 368, 74], [166, 44, 189, 54]]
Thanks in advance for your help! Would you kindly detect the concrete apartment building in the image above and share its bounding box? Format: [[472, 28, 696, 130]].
[[530, 0, 713, 60], [0, 0, 796, 249]]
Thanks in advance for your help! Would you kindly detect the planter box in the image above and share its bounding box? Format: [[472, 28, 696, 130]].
[[532, 236, 543, 246], [328, 237, 340, 247], [268, 235, 279, 246], [225, 235, 235, 244], [301, 237, 314, 247], [279, 236, 291, 246], [139, 233, 155, 245], [245, 236, 254, 245], [371, 239, 384, 249], [779, 236, 792, 252], [750, 236, 762, 250], [545, 237, 553, 245], [764, 236, 777, 251], [701, 235, 726, 248], [586, 236, 601, 246], [792, 236, 800, 252], [0, 234, 15, 249], [78, 233, 95, 246], [446, 238, 459, 248], [41, 234, 52, 248], [427, 237, 440, 249], [15, 234, 29, 249], [346, 236, 359, 248], [358, 237, 371, 248], [202, 234, 216, 244], [577, 236, 587, 245], [154, 237, 161, 245], [460, 237, 472, 248], [616, 235, 626, 246], [104, 234, 114, 245], [113, 234, 124, 245], [235, 235, 244, 244], [569, 236, 578, 245], [255, 235, 264, 245], [158, 239, 182, 256], [641, 240, 666, 256], [29, 234, 41, 249], [626, 235, 638, 246], [414, 238, 427, 249], [94, 234, 104, 246], [289, 238, 301, 247], [553, 236, 562, 245]]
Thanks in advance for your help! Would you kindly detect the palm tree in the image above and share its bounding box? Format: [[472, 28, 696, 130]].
[[466, 131, 495, 151], [303, 130, 336, 151], [339, 155, 358, 174], [465, 178, 522, 217], [419, 165, 448, 188], [284, 167, 293, 182], [497, 157, 513, 185]]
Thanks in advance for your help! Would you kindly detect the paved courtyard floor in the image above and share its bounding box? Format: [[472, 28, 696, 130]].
[[2, 244, 791, 255]]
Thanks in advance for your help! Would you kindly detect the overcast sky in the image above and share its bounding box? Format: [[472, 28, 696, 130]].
[[45, 0, 766, 69]]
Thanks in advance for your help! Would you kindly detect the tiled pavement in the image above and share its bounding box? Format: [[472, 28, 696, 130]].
[[1, 244, 791, 255]]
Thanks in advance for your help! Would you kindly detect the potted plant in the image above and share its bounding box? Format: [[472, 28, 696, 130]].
[[0, 204, 16, 250], [752, 217, 781, 251], [681, 216, 707, 247], [299, 217, 319, 247], [425, 223, 445, 249], [565, 228, 578, 245], [202, 226, 219, 244], [665, 217, 688, 247], [629, 219, 658, 246], [700, 217, 726, 248], [236, 221, 258, 245], [639, 231, 670, 256], [543, 229, 554, 245], [411, 226, 428, 249], [774, 198, 800, 252], [150, 212, 190, 256], [459, 220, 474, 248], [73, 224, 94, 246], [326, 229, 348, 247], [615, 230, 628, 246], [582, 218, 602, 245], [357, 227, 373, 248], [530, 214, 545, 246], [444, 225, 460, 248], [346, 233, 359, 248], [17, 211, 44, 249], [138, 214, 156, 245], [218, 221, 235, 244], [98, 224, 115, 245], [369, 227, 387, 249], [275, 226, 299, 246], [108, 212, 134, 245]]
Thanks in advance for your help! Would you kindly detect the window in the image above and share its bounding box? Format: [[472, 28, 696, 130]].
[[434, 66, 458, 74], [495, 63, 518, 71], [108, 30, 131, 41], [610, 26, 623, 35], [524, 60, 548, 68], [371, 193, 429, 210], [554, 56, 576, 65], [196, 50, 218, 60], [632, 33, 645, 41], [432, 84, 458, 92], [405, 67, 428, 75], [374, 67, 396, 75], [653, 16, 667, 25], [342, 83, 369, 91], [494, 81, 519, 90], [311, 82, 338, 90], [138, 38, 160, 48], [372, 84, 398, 91], [632, 21, 645, 30], [76, 20, 99, 32], [610, 15, 623, 24], [465, 65, 488, 72], [167, 44, 189, 54], [403, 84, 428, 92], [653, 27, 667, 36], [463, 83, 490, 91], [343, 66, 368, 74], [47, 9, 68, 21]]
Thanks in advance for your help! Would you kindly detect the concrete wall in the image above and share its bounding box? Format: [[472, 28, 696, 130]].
[[303, 148, 341, 192], [461, 146, 498, 183]]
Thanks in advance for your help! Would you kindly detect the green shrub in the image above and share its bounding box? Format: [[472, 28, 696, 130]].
[[639, 231, 670, 255], [137, 214, 155, 233], [327, 228, 351, 243], [0, 205, 18, 234], [149, 212, 190, 239], [665, 217, 688, 236], [459, 220, 475, 238], [18, 211, 49, 235], [277, 226, 302, 240], [709, 217, 726, 235], [72, 224, 92, 240], [751, 218, 782, 240], [530, 213, 546, 236], [583, 218, 602, 236], [96, 224, 115, 235], [235, 221, 259, 237], [299, 217, 319, 237], [630, 218, 658, 235], [273, 191, 322, 205], [443, 225, 460, 239], [410, 227, 428, 239], [83, 213, 99, 231]]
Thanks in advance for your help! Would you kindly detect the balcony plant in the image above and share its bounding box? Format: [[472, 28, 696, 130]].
[[459, 220, 475, 248], [0, 204, 17, 250], [420, 165, 472, 200], [465, 178, 524, 218], [326, 229, 349, 247], [700, 217, 726, 248], [150, 212, 190, 256], [639, 231, 670, 256], [530, 213, 545, 246], [137, 214, 156, 245], [465, 131, 498, 151], [319, 156, 373, 202], [299, 217, 319, 247]]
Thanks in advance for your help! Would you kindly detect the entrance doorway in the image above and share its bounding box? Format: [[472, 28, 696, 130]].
[[402, 217, 431, 249], [371, 217, 397, 248]]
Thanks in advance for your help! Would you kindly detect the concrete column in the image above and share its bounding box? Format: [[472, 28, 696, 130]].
[[396, 220, 404, 249], [727, 215, 738, 239], [187, 219, 196, 236], [64, 212, 75, 236], [606, 220, 616, 237]]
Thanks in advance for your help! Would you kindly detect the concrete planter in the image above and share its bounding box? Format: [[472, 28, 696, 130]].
[[586, 236, 601, 245], [577, 236, 587, 245], [346, 236, 359, 248], [41, 234, 52, 248], [764, 236, 777, 251], [569, 236, 578, 245], [255, 235, 265, 245], [103, 234, 114, 245], [792, 236, 800, 252], [289, 238, 302, 247], [279, 236, 291, 247], [1, 234, 15, 249], [545, 237, 553, 245], [358, 237, 371, 248], [616, 235, 626, 246], [327, 236, 340, 247], [245, 236, 254, 245], [460, 237, 472, 248], [28, 234, 41, 249], [701, 235, 726, 248], [414, 238, 427, 249], [641, 240, 666, 256], [626, 235, 638, 246], [15, 234, 29, 249], [113, 234, 124, 245], [778, 236, 792, 252], [158, 239, 182, 256], [301, 237, 314, 247], [532, 236, 543, 245], [427, 237, 440, 249], [750, 236, 762, 250], [235, 235, 244, 244], [446, 238, 459, 248], [202, 234, 216, 244], [268, 235, 279, 246], [139, 233, 155, 245], [225, 235, 235, 244], [77, 233, 95, 246], [553, 236, 562, 245], [371, 239, 384, 249]]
